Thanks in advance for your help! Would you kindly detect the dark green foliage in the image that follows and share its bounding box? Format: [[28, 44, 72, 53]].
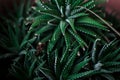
[[1, 0, 120, 80], [9, 39, 120, 80], [0, 0, 35, 55], [86, 39, 120, 80], [36, 46, 98, 80], [9, 48, 45, 80], [0, 0, 37, 79], [31, 0, 110, 52]]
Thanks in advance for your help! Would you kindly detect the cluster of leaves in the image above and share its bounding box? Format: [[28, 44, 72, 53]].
[[9, 39, 120, 80], [87, 39, 120, 80], [31, 0, 110, 52], [0, 0, 37, 56], [0, 0, 38, 79], [10, 45, 94, 80], [35, 39, 120, 80], [10, 48, 45, 80], [0, 0, 120, 80]]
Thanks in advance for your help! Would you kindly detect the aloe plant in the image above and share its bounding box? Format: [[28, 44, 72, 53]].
[[9, 38, 120, 80], [30, 0, 111, 53], [85, 39, 120, 80], [1, 0, 120, 80], [34, 45, 99, 80]]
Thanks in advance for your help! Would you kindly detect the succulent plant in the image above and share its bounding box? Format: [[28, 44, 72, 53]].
[[86, 39, 120, 80], [35, 46, 98, 80], [1, 0, 120, 80], [9, 48, 45, 80], [0, 0, 36, 54], [31, 0, 110, 53]]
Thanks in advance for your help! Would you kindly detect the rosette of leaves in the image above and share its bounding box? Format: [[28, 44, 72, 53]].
[[31, 0, 110, 52], [86, 39, 120, 80]]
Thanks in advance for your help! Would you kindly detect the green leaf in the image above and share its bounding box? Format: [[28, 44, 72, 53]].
[[61, 46, 80, 78], [68, 70, 98, 80], [28, 37, 37, 44], [68, 29, 87, 50], [71, 0, 82, 8], [104, 62, 120, 67], [110, 47, 120, 60], [47, 26, 61, 52], [40, 10, 61, 20], [77, 17, 108, 31], [108, 67, 120, 73], [76, 26, 97, 37], [98, 44, 107, 59], [54, 50, 61, 79], [64, 32, 72, 48], [8, 26, 19, 48], [31, 15, 52, 28], [59, 21, 67, 36], [35, 0, 48, 10], [71, 7, 84, 15], [101, 74, 115, 80], [60, 47, 69, 63], [82, 0, 95, 9], [40, 34, 52, 43], [36, 25, 53, 34], [29, 59, 37, 77], [72, 58, 90, 73], [66, 19, 76, 33], [39, 67, 55, 80], [69, 13, 88, 19], [92, 39, 101, 63], [20, 32, 31, 49], [55, 0, 61, 10]]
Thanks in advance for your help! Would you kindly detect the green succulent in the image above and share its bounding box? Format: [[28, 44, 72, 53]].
[[9, 48, 45, 80], [1, 0, 120, 80], [0, 0, 37, 54], [9, 38, 120, 80], [0, 1, 37, 78], [86, 39, 120, 80], [31, 0, 110, 53], [35, 46, 99, 80]]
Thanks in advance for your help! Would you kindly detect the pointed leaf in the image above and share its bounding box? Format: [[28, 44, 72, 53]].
[[60, 21, 67, 36], [66, 19, 76, 33], [72, 58, 90, 73], [68, 70, 98, 80], [39, 67, 55, 80]]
